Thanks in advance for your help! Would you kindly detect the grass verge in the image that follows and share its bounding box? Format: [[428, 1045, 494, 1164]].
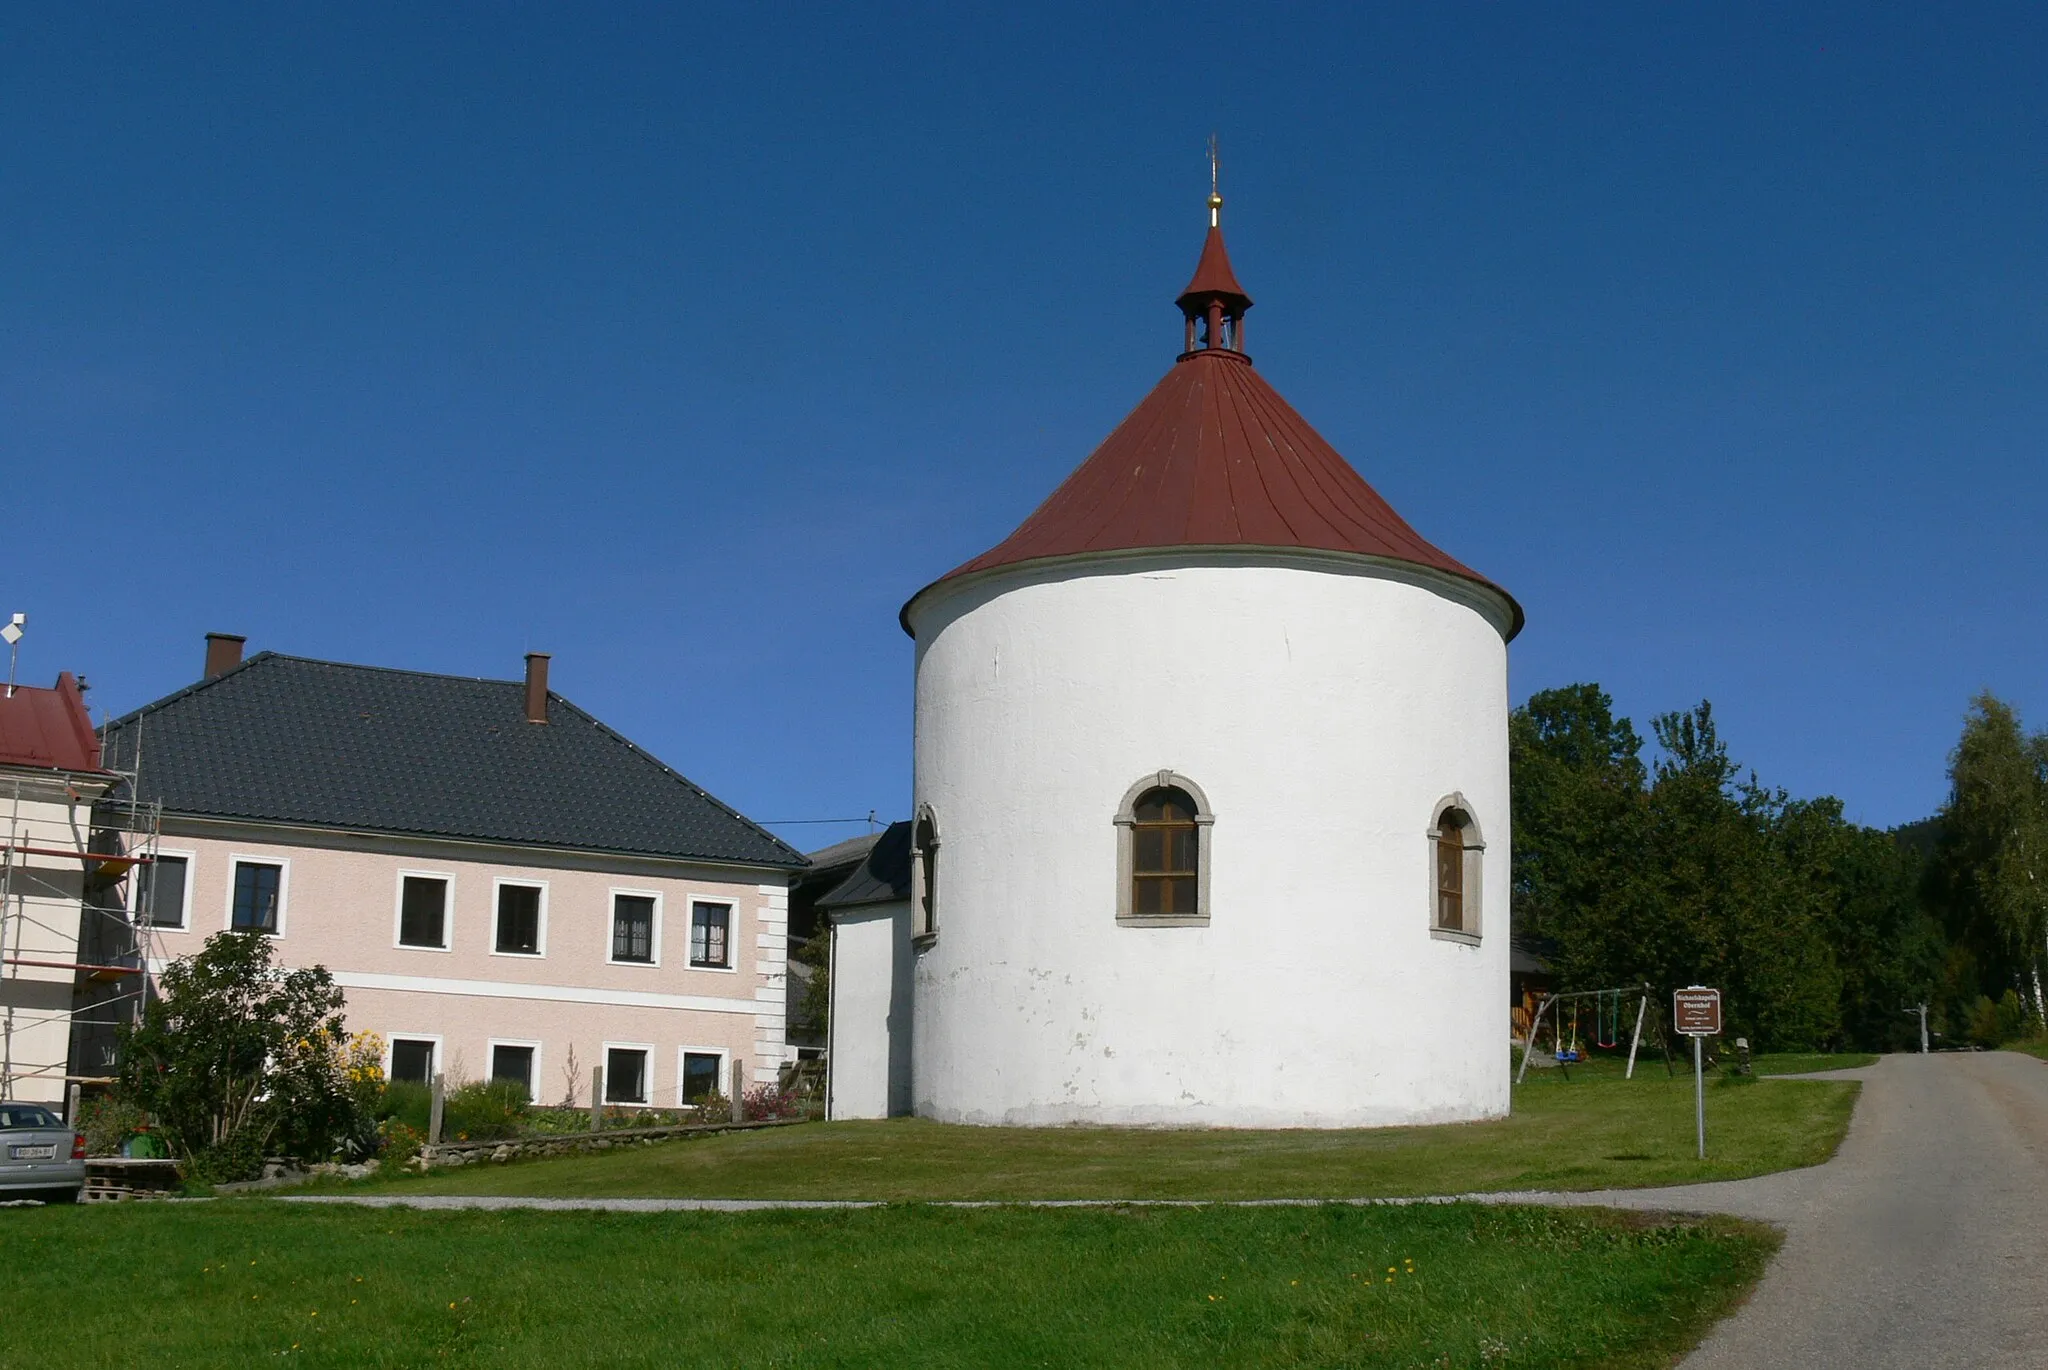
[[316, 1070, 1858, 1202], [1749, 1052, 1878, 1075], [0, 1200, 1776, 1369]]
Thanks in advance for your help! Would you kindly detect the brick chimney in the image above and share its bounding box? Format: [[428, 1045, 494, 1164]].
[[204, 633, 246, 678], [524, 652, 550, 724]]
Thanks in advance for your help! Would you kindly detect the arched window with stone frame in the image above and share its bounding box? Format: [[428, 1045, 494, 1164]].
[[1428, 795, 1485, 942], [910, 807, 940, 943], [1114, 772, 1215, 926]]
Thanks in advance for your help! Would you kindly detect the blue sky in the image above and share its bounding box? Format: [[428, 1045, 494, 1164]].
[[4, 5, 2043, 836]]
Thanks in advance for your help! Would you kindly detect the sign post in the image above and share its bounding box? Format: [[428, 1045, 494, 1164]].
[[1673, 986, 1722, 1160]]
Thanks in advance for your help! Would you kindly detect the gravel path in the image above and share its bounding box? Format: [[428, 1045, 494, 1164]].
[[1503, 1052, 2048, 1369], [286, 1053, 2048, 1367]]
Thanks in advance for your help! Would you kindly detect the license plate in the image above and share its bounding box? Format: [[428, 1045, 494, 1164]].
[[9, 1145, 56, 1160]]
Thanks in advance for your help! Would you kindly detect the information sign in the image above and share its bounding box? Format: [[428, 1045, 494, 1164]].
[[1673, 986, 1722, 1037]]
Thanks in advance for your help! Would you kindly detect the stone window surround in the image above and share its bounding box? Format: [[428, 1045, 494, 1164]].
[[1114, 771, 1215, 927], [1427, 792, 1486, 945], [910, 805, 939, 946]]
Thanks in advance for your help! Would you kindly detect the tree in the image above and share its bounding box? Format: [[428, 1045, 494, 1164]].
[[117, 931, 370, 1179], [1514, 687, 1933, 1051], [1509, 684, 1646, 990], [1933, 693, 2048, 1020]]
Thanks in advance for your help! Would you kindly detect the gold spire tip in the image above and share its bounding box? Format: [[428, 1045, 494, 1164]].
[[1207, 135, 1221, 226]]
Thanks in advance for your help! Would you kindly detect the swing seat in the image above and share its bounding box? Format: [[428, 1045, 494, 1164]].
[[1555, 1050, 1581, 1063]]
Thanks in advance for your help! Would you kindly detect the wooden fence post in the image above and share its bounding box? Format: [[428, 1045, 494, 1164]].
[[590, 1066, 605, 1132], [428, 1074, 445, 1145], [729, 1059, 744, 1123]]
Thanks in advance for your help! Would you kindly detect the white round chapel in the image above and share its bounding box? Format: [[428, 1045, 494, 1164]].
[[900, 200, 1522, 1127]]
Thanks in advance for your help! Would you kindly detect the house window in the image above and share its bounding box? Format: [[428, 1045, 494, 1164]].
[[681, 1051, 722, 1105], [398, 875, 450, 949], [390, 1038, 436, 1085], [490, 1043, 536, 1097], [495, 882, 544, 955], [1114, 773, 1214, 924], [231, 860, 284, 934], [1428, 796, 1484, 941], [612, 894, 656, 964], [911, 810, 939, 939], [604, 1047, 650, 1104], [137, 854, 189, 928], [690, 902, 731, 968]]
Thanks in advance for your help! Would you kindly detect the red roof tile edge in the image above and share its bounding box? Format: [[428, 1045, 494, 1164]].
[[0, 672, 107, 774]]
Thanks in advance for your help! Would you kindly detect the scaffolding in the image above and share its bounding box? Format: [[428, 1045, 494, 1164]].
[[0, 739, 163, 1109]]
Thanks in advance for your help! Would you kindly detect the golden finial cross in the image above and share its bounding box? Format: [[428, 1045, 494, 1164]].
[[1207, 135, 1222, 226]]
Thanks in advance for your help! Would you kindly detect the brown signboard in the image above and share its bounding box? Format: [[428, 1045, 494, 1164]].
[[1674, 987, 1722, 1036]]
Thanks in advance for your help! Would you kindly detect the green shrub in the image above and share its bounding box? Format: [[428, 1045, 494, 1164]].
[[444, 1079, 528, 1142], [75, 1096, 150, 1158], [378, 1079, 432, 1132], [184, 1130, 265, 1186], [116, 931, 366, 1166], [1996, 990, 2029, 1043], [378, 1118, 424, 1171]]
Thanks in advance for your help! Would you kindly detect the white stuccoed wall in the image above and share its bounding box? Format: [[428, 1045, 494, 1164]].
[[826, 899, 914, 1119], [906, 552, 1512, 1127]]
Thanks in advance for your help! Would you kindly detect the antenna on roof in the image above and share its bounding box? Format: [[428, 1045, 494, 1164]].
[[1, 613, 23, 698]]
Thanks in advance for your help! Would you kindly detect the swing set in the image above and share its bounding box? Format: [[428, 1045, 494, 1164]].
[[1515, 983, 1676, 1084]]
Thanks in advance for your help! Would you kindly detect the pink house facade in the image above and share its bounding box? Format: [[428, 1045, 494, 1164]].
[[102, 638, 807, 1108]]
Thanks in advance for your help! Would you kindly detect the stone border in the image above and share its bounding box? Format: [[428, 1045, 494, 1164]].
[[416, 1118, 807, 1169]]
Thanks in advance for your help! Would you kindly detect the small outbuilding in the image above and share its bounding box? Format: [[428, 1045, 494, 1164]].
[[821, 821, 914, 1119]]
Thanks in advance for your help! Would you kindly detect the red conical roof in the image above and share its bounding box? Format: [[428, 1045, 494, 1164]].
[[904, 223, 1521, 639], [1177, 225, 1252, 313]]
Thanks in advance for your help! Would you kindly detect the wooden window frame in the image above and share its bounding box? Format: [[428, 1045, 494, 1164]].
[[135, 849, 195, 931], [1427, 794, 1486, 945], [602, 1043, 654, 1106], [687, 899, 734, 970], [224, 855, 289, 937], [491, 878, 548, 958], [1114, 772, 1215, 927], [607, 889, 662, 967], [387, 1034, 441, 1086], [487, 1039, 541, 1098], [393, 870, 454, 952]]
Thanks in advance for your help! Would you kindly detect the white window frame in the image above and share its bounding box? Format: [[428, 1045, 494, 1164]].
[[392, 869, 456, 953], [386, 1033, 443, 1086], [490, 877, 549, 959], [486, 1037, 543, 1098], [685, 897, 738, 973], [676, 1046, 729, 1107], [223, 853, 291, 937], [601, 1041, 655, 1106], [1426, 793, 1486, 945], [605, 887, 664, 968], [133, 847, 197, 932]]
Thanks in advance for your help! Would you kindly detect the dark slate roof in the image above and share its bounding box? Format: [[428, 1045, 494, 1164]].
[[100, 653, 806, 870], [804, 830, 883, 875], [817, 820, 912, 910]]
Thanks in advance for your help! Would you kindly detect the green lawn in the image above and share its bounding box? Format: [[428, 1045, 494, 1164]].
[[1750, 1051, 1878, 1075], [0, 1200, 1776, 1369], [322, 1070, 1858, 1202]]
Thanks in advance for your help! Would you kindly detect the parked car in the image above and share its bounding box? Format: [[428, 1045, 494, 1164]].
[[0, 1104, 85, 1201]]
